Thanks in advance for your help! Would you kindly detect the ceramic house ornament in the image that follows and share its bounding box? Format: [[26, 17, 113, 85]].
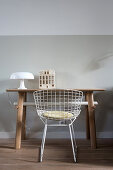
[[39, 69, 55, 89]]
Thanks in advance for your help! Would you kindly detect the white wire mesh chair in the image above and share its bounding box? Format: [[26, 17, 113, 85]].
[[33, 89, 83, 162]]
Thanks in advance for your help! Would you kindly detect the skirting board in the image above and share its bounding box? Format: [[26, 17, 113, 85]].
[[0, 131, 113, 139]]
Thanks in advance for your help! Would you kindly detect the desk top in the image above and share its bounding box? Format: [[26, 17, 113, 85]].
[[6, 89, 105, 92]]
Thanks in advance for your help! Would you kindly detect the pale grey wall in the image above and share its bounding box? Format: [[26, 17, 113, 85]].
[[0, 0, 113, 138], [0, 0, 113, 35], [0, 35, 113, 138]]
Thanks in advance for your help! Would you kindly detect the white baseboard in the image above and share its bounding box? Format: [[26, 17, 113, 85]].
[[0, 131, 113, 139]]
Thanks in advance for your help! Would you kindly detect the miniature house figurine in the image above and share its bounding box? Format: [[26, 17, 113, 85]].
[[39, 69, 55, 89]]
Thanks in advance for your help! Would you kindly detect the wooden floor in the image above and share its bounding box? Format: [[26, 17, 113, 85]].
[[0, 139, 113, 170]]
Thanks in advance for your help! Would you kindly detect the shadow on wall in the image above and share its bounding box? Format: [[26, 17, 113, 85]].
[[25, 88, 113, 137], [94, 88, 113, 132], [0, 79, 18, 133], [0, 78, 113, 138], [83, 52, 113, 73], [0, 78, 40, 133], [0, 77, 45, 137]]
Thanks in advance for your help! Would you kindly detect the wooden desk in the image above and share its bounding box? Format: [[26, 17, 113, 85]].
[[6, 89, 105, 150]]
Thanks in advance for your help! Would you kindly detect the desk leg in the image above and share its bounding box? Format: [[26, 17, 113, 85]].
[[86, 92, 97, 149], [85, 94, 90, 140], [15, 92, 24, 149], [22, 93, 26, 140]]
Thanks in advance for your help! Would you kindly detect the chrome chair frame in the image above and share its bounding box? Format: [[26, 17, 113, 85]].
[[33, 90, 83, 162]]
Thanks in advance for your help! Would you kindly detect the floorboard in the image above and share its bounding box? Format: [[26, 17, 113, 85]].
[[0, 139, 113, 170]]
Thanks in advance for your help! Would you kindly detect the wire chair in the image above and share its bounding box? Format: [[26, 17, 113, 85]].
[[33, 89, 83, 162]]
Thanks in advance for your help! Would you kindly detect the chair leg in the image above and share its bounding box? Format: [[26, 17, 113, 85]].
[[69, 124, 77, 162], [71, 124, 77, 149], [40, 124, 47, 162]]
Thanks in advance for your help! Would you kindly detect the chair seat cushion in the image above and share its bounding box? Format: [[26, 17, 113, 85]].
[[43, 111, 73, 119]]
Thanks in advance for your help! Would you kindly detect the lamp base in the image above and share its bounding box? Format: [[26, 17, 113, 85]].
[[18, 79, 27, 89], [18, 87, 27, 89]]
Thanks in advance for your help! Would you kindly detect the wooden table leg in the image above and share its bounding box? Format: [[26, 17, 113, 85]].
[[15, 92, 24, 149], [22, 93, 27, 140], [86, 92, 97, 149], [85, 94, 90, 140]]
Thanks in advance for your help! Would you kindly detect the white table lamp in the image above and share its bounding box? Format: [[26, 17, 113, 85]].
[[10, 72, 34, 89]]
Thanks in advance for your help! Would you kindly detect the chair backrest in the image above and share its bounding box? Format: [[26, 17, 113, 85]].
[[33, 90, 83, 118]]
